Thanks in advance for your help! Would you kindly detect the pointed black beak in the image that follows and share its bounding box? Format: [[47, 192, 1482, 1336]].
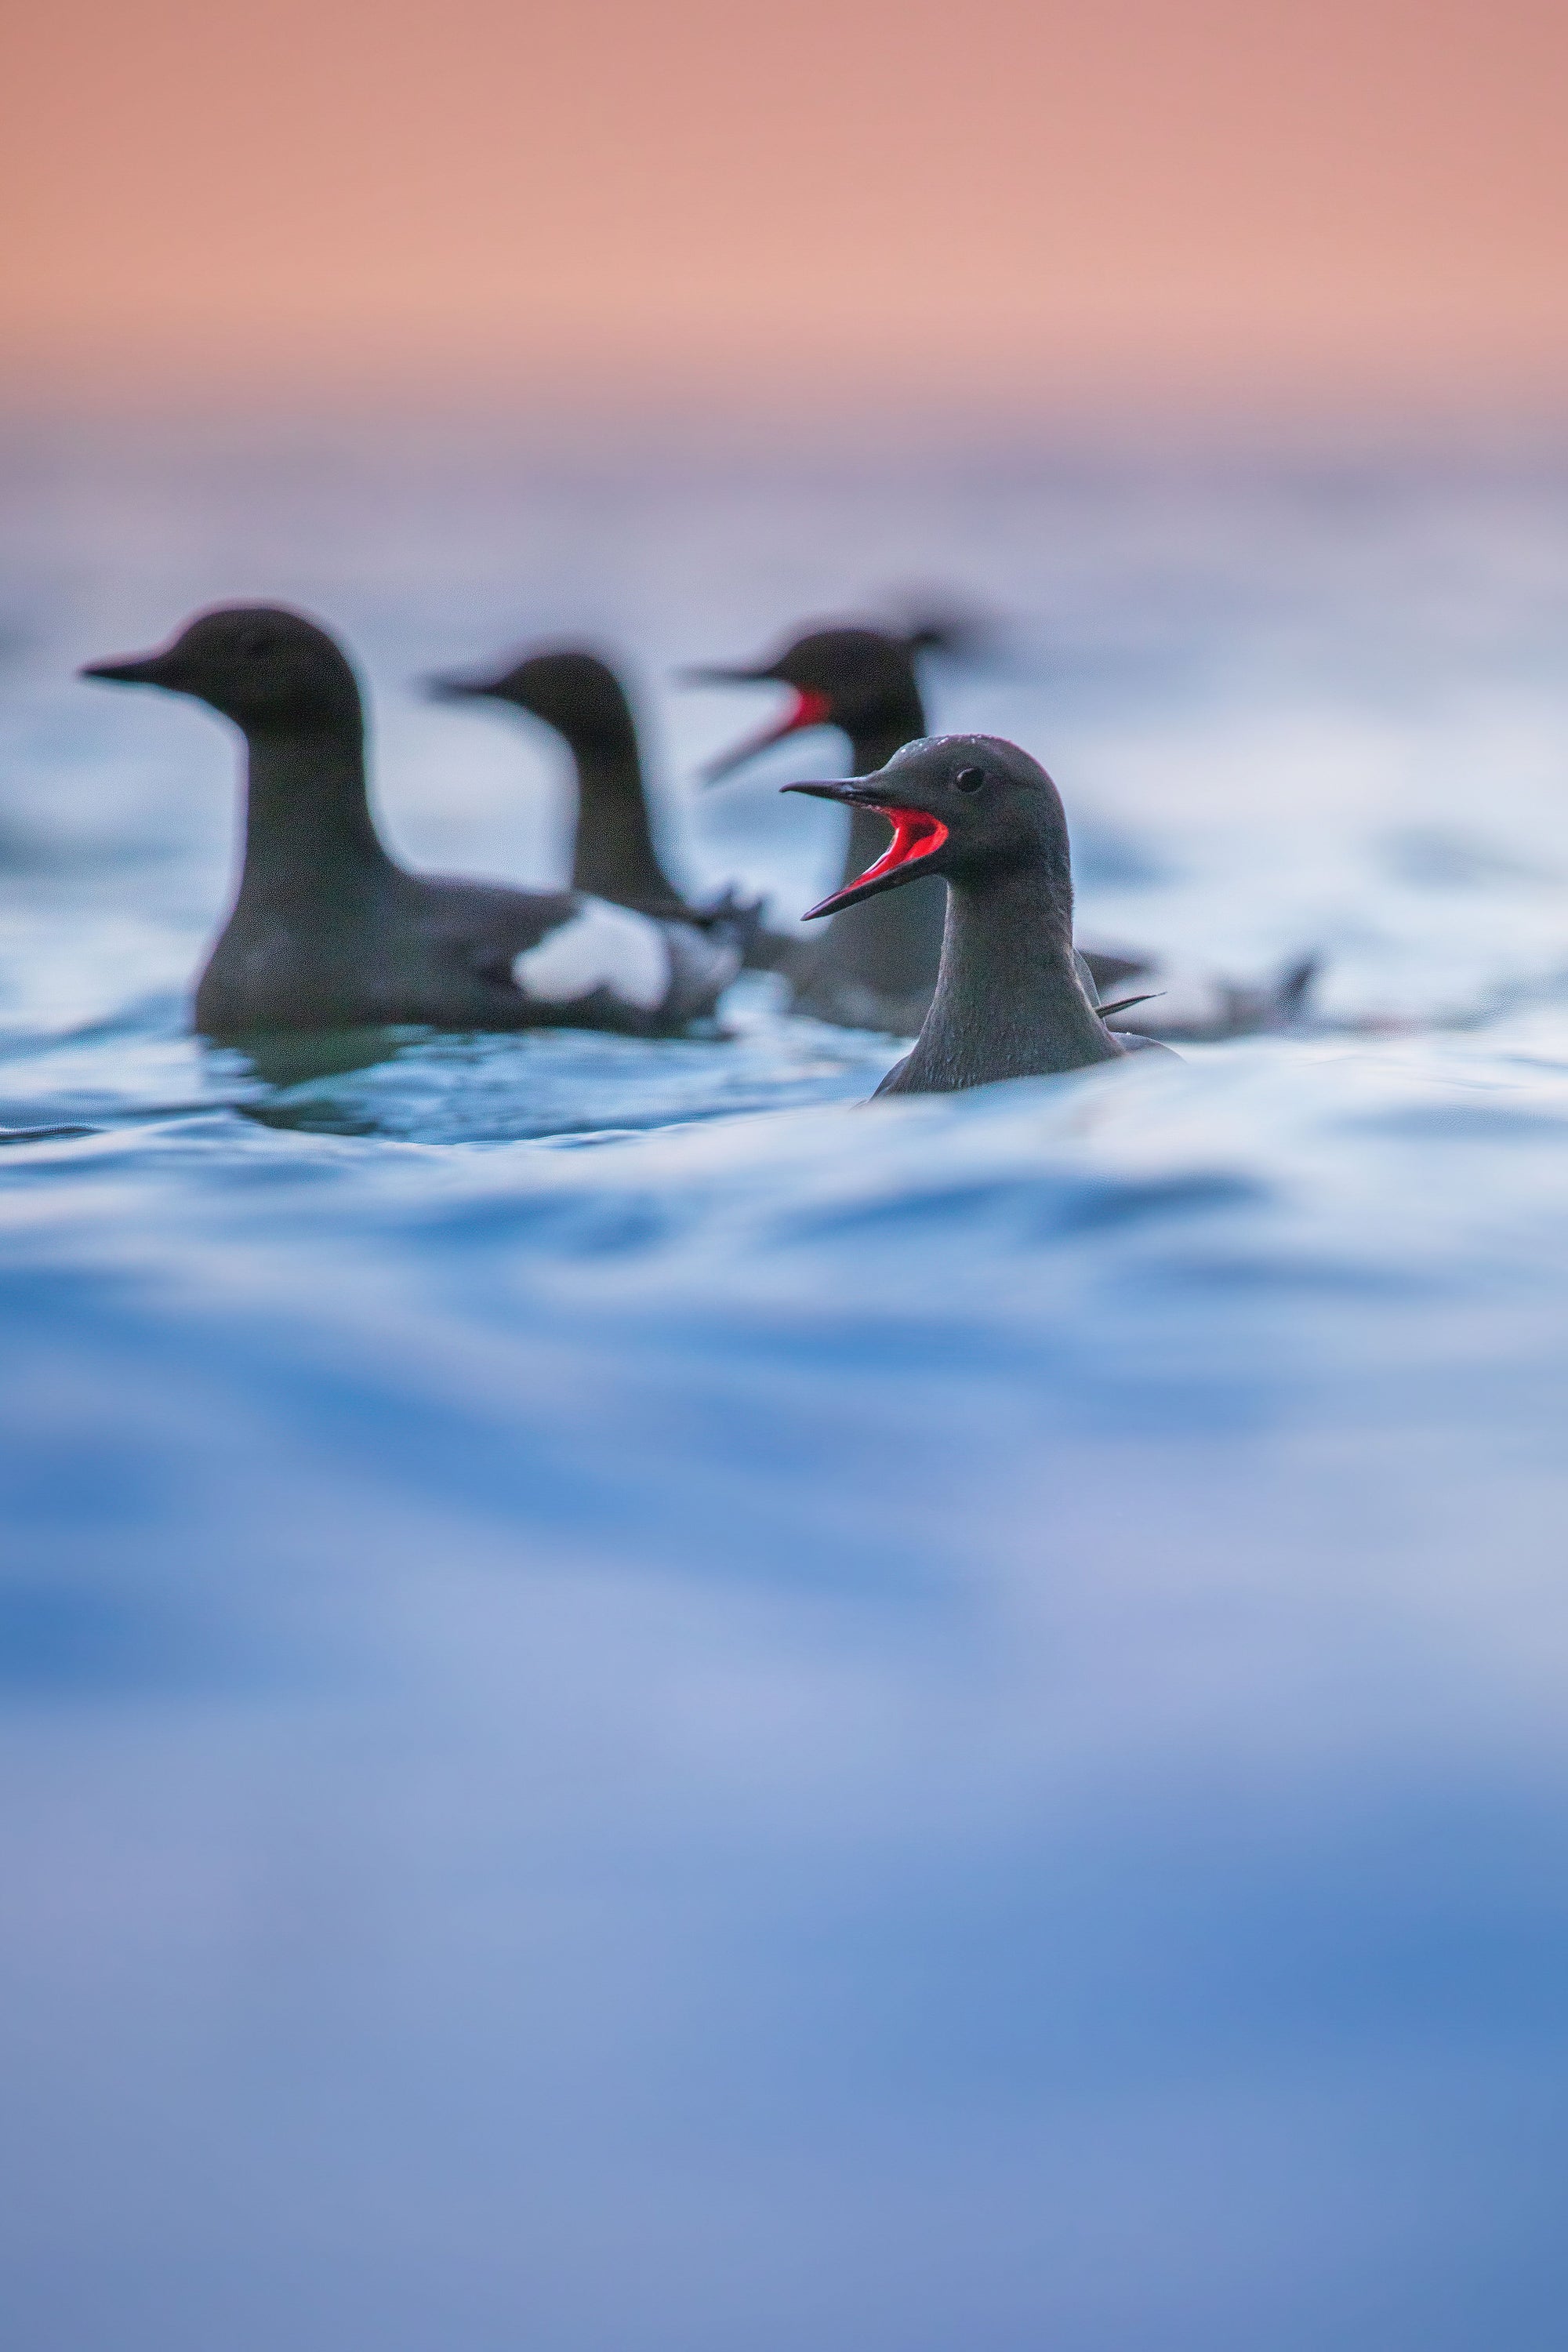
[[79, 651, 170, 687], [423, 671, 495, 703], [782, 779, 885, 809]]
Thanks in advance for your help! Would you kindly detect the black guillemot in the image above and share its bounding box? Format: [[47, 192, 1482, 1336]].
[[424, 642, 798, 972], [787, 735, 1173, 1095], [82, 607, 742, 1040], [685, 623, 947, 1033], [691, 622, 1316, 1043]]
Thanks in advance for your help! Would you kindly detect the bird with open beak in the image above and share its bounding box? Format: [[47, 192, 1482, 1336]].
[[786, 734, 1172, 1096]]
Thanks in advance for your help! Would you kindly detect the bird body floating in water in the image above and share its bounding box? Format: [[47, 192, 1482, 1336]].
[[693, 621, 1315, 1044], [787, 735, 1173, 1096], [82, 608, 742, 1041]]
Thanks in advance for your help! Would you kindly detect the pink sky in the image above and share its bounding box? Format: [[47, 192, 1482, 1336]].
[[5, 0, 1567, 413]]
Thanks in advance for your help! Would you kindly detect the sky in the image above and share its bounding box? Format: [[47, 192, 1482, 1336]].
[[5, 0, 1567, 419]]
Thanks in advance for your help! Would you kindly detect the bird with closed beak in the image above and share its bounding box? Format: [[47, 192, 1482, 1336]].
[[82, 605, 743, 1040], [425, 642, 786, 967]]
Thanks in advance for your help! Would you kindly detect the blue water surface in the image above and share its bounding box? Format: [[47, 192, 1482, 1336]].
[[4, 419, 1568, 2351]]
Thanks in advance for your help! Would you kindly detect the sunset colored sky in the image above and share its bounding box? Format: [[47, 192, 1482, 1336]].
[[5, 0, 1567, 416]]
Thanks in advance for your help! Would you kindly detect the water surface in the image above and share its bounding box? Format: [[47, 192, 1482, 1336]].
[[4, 423, 1568, 2350]]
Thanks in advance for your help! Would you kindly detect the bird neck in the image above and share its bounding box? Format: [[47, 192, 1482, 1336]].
[[900, 858, 1118, 1087], [236, 720, 394, 905], [567, 734, 683, 909], [845, 685, 927, 781]]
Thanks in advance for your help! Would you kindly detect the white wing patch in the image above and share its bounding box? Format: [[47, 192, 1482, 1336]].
[[513, 898, 670, 1011]]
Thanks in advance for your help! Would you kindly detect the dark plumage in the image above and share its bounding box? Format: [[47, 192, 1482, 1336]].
[[787, 735, 1172, 1096], [82, 606, 742, 1040]]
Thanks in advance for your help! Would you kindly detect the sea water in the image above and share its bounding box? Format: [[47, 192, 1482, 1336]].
[[3, 419, 1568, 2350]]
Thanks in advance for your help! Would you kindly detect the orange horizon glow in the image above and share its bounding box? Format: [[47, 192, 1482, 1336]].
[[5, 0, 1568, 416]]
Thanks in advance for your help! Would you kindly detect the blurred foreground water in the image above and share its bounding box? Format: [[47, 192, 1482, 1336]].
[[4, 418, 1568, 2350]]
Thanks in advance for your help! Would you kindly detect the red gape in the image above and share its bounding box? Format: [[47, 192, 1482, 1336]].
[[849, 807, 949, 888], [807, 805, 949, 916], [790, 688, 833, 731]]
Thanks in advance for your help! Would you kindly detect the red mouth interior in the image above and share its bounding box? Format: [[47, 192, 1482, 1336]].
[[811, 803, 949, 914], [706, 684, 836, 782], [787, 688, 833, 733]]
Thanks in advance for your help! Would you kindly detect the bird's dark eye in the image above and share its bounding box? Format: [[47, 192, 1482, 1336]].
[[954, 766, 985, 793], [236, 628, 273, 657]]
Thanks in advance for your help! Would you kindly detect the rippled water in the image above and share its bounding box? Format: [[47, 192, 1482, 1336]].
[[5, 420, 1568, 2350]]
